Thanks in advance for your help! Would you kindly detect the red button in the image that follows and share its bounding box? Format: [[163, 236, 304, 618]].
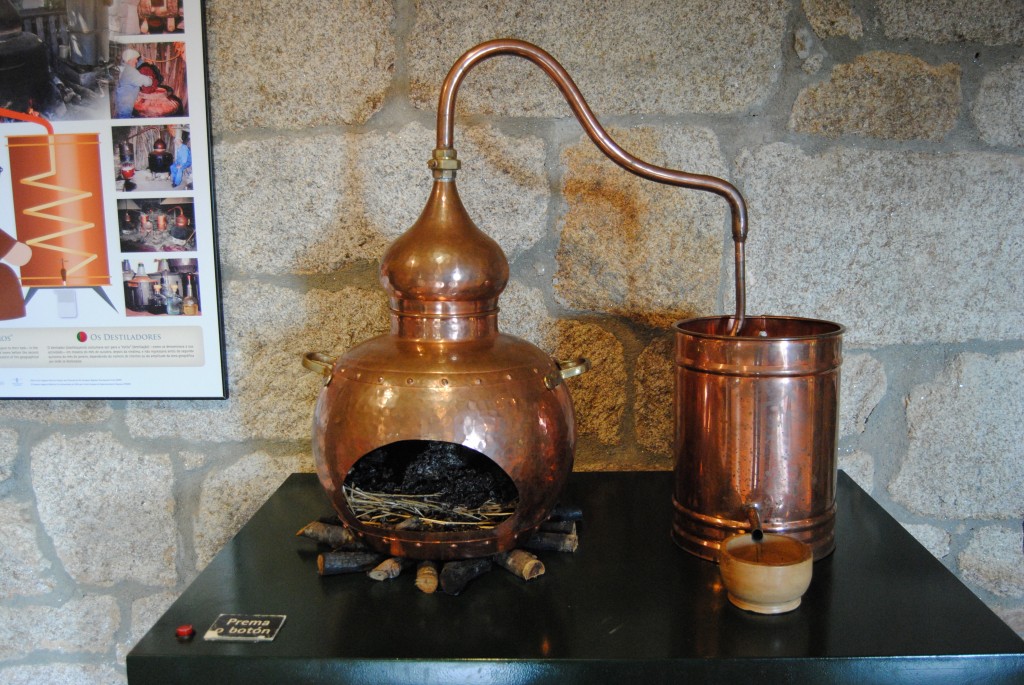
[[175, 624, 195, 639]]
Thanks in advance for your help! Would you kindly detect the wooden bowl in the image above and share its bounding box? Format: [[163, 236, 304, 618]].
[[719, 532, 813, 614]]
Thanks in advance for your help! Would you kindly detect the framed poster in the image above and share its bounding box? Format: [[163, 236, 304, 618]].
[[0, 0, 227, 398]]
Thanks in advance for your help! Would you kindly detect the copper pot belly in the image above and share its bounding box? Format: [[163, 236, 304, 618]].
[[311, 330, 580, 560]]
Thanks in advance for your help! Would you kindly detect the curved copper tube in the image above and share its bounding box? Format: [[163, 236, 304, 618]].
[[435, 39, 747, 334], [0, 107, 54, 134]]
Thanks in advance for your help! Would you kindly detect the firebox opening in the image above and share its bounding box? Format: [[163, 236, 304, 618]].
[[344, 440, 518, 532]]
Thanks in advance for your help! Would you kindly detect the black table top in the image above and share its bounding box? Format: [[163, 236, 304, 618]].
[[127, 471, 1024, 684]]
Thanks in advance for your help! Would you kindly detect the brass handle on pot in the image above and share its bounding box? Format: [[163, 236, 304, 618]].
[[545, 357, 592, 389], [302, 352, 337, 377], [558, 357, 591, 379]]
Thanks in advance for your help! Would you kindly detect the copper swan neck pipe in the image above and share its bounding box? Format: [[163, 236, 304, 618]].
[[435, 39, 747, 335]]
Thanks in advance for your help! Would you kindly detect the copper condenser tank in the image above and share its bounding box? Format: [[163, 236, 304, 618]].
[[6, 131, 110, 288], [671, 316, 843, 561]]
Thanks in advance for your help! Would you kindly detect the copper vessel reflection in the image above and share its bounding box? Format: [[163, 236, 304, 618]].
[[672, 316, 843, 561]]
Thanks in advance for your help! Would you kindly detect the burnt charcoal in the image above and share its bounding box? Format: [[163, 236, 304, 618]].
[[346, 450, 399, 493], [346, 440, 517, 509], [400, 441, 469, 493]]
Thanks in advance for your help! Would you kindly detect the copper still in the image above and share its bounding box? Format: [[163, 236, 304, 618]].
[[305, 162, 589, 560], [148, 139, 173, 174], [307, 39, 842, 563]]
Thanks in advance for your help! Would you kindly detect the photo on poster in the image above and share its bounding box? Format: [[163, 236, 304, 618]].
[[0, 0, 224, 399], [110, 0, 186, 37], [122, 256, 201, 317], [0, 1, 187, 123], [110, 41, 188, 120], [112, 124, 192, 192], [116, 196, 196, 252]]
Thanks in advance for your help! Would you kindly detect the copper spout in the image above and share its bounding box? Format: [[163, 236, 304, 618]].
[[746, 504, 764, 540], [433, 39, 747, 334]]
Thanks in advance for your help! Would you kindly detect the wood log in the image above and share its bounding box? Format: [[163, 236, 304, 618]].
[[521, 531, 579, 553], [297, 521, 359, 548], [368, 557, 408, 581], [395, 517, 422, 531], [415, 561, 439, 594], [440, 558, 493, 595], [547, 503, 584, 522], [495, 549, 545, 581], [539, 520, 576, 535], [317, 551, 383, 576]]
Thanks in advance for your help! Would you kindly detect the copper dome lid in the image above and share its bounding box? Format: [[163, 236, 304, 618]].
[[381, 173, 509, 318]]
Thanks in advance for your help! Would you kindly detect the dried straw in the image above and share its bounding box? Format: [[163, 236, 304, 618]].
[[343, 484, 516, 531]]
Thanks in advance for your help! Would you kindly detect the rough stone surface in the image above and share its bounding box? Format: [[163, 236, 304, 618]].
[[973, 58, 1024, 148], [180, 451, 208, 471], [794, 27, 826, 75], [878, 0, 1024, 45], [959, 525, 1024, 598], [205, 0, 394, 131], [890, 351, 1024, 519], [0, 499, 55, 599], [1, 663, 125, 685], [126, 284, 389, 442], [803, 0, 863, 39], [737, 144, 1024, 346], [839, 353, 886, 437], [838, 451, 874, 494], [0, 596, 119, 662], [30, 433, 176, 587], [555, 126, 728, 327], [1, 3, 1023, 675], [0, 428, 16, 482], [900, 523, 951, 559], [408, 0, 788, 116], [499, 280, 553, 348], [213, 132, 379, 275], [546, 321, 626, 449], [790, 52, 961, 141], [194, 452, 312, 569], [0, 401, 111, 423], [117, 592, 178, 664], [214, 123, 547, 275], [634, 336, 674, 460]]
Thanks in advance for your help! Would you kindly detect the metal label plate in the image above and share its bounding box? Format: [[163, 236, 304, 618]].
[[203, 614, 286, 642]]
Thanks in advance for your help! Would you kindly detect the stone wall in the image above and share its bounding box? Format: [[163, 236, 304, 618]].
[[2, 0, 1022, 681]]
